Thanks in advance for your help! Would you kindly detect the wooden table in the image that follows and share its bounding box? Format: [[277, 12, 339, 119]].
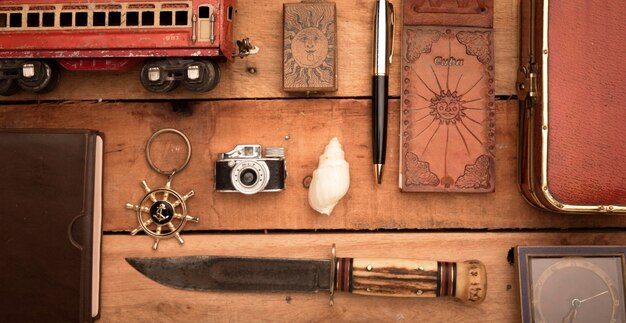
[[1, 0, 624, 321]]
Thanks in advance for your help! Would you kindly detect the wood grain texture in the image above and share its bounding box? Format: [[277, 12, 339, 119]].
[[101, 232, 626, 322], [1, 2, 622, 321], [2, 99, 626, 233], [0, 0, 518, 101]]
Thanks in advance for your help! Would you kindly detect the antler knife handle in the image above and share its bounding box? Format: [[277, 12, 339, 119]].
[[335, 258, 486, 304]]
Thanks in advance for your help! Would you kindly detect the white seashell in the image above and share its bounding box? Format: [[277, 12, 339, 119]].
[[308, 137, 350, 215]]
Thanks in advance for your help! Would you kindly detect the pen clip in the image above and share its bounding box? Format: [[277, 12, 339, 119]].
[[386, 1, 395, 65]]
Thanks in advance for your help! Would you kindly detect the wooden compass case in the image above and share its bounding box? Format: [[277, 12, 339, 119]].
[[517, 0, 626, 213]]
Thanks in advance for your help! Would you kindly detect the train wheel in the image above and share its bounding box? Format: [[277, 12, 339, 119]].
[[0, 79, 19, 96], [17, 60, 59, 93], [140, 60, 179, 93], [182, 60, 220, 92]]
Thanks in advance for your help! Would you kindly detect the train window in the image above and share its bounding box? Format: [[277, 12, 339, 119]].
[[0, 13, 7, 28], [60, 12, 72, 27], [227, 6, 233, 21], [126, 11, 139, 26], [109, 11, 121, 26], [75, 12, 88, 26], [93, 12, 105, 26], [10, 13, 22, 28], [175, 11, 187, 25], [42, 12, 54, 27], [199, 6, 210, 19], [27, 12, 39, 27], [142, 11, 154, 26], [160, 11, 172, 25]]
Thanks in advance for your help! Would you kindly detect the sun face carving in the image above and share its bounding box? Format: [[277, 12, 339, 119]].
[[291, 27, 329, 68], [432, 90, 463, 122], [283, 4, 336, 88], [403, 60, 487, 158]]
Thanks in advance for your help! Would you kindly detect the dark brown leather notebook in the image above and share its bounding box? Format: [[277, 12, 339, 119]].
[[399, 0, 495, 193], [0, 129, 103, 322]]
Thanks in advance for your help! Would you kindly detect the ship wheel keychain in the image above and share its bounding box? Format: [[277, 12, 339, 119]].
[[125, 128, 200, 250]]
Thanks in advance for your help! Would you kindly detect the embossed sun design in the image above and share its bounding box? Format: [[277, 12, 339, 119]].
[[283, 6, 335, 87], [402, 28, 494, 189], [408, 67, 483, 144]]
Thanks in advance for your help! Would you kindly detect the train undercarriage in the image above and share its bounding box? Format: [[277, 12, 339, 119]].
[[0, 57, 221, 96]]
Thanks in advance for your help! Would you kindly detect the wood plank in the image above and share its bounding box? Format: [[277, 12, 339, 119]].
[[1, 0, 518, 102], [101, 232, 626, 322], [2, 99, 625, 232]]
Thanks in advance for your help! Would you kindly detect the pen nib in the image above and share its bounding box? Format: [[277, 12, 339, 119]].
[[374, 164, 384, 184]]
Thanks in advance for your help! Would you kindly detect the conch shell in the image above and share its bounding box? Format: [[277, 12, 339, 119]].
[[308, 137, 350, 215]]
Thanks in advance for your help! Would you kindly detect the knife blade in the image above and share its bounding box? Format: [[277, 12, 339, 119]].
[[126, 256, 331, 293], [126, 248, 487, 304]]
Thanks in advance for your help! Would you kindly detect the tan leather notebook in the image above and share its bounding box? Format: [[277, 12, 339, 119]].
[[399, 0, 495, 193], [0, 129, 103, 322]]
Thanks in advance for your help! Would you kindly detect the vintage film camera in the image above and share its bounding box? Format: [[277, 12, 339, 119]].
[[215, 145, 286, 194]]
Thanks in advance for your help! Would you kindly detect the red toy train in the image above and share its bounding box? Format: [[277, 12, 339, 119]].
[[0, 0, 257, 95]]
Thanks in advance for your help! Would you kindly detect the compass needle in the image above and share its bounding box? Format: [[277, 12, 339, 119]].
[[579, 290, 609, 303]]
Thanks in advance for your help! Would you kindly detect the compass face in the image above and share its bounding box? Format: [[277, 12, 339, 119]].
[[149, 201, 174, 225], [516, 246, 626, 323], [531, 257, 624, 323]]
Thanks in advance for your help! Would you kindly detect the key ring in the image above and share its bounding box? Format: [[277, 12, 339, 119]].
[[145, 128, 192, 176], [126, 128, 199, 250]]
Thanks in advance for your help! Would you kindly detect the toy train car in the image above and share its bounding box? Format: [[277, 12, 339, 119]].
[[0, 0, 257, 96]]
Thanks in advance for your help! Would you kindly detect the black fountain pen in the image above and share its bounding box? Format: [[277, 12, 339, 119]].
[[372, 0, 394, 184]]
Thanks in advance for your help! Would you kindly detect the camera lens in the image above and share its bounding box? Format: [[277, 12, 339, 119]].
[[230, 160, 270, 195], [239, 168, 258, 186]]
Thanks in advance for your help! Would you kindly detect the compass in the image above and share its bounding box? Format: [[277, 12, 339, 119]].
[[125, 128, 200, 250], [516, 246, 626, 323]]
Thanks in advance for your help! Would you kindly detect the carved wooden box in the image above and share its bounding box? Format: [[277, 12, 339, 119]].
[[283, 2, 337, 92], [518, 0, 626, 213], [399, 0, 495, 193]]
